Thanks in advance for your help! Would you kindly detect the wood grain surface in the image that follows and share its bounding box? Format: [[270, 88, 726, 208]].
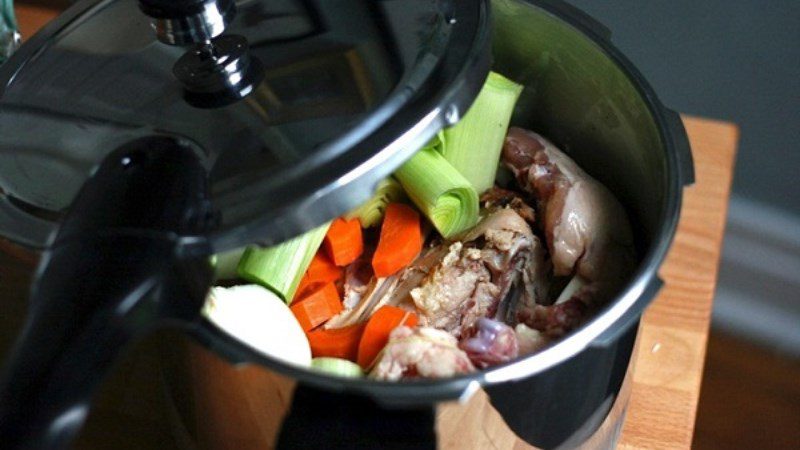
[[610, 117, 738, 449], [3, 6, 739, 449]]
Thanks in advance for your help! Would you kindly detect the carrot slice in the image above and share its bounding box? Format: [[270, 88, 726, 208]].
[[307, 323, 367, 361], [294, 278, 320, 303], [307, 251, 343, 282], [323, 218, 363, 266], [371, 203, 422, 277], [357, 306, 418, 369], [293, 252, 343, 301], [290, 283, 343, 331]]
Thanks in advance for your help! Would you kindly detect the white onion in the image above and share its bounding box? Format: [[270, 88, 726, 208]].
[[202, 285, 311, 367]]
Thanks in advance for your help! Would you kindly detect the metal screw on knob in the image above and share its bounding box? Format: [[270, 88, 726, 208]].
[[138, 0, 237, 46]]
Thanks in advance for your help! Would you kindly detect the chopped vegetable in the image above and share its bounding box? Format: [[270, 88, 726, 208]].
[[345, 178, 406, 228], [307, 322, 367, 361], [323, 218, 364, 266], [202, 285, 311, 367], [294, 252, 343, 301], [357, 306, 419, 369], [290, 282, 344, 331], [311, 357, 364, 378], [306, 251, 344, 281], [198, 68, 633, 383], [371, 203, 423, 278], [237, 223, 330, 303], [395, 144, 479, 238], [439, 72, 524, 194], [211, 247, 246, 281]]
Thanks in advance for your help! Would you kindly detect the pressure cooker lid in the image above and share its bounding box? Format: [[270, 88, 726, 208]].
[[0, 0, 490, 251]]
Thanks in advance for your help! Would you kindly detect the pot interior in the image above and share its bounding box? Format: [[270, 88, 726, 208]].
[[492, 0, 667, 248], [200, 0, 678, 402]]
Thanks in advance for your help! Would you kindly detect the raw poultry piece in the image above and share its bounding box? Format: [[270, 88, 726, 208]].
[[341, 255, 373, 309], [459, 318, 519, 369], [369, 326, 475, 380], [480, 186, 536, 225], [410, 208, 549, 338], [502, 127, 636, 336], [514, 323, 550, 355]]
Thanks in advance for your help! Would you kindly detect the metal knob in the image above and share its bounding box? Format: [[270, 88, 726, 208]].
[[173, 34, 265, 108], [138, 0, 237, 46]]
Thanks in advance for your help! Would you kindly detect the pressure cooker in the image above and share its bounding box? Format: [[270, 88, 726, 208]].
[[0, 0, 694, 448]]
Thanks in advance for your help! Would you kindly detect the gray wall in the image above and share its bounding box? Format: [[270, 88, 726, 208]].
[[568, 0, 800, 211]]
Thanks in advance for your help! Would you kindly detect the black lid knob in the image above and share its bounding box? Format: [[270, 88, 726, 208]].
[[173, 35, 265, 108]]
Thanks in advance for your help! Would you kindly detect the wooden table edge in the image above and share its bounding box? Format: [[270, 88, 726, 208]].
[[618, 116, 739, 449]]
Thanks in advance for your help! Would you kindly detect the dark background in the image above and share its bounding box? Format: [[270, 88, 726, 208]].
[[570, 0, 800, 211]]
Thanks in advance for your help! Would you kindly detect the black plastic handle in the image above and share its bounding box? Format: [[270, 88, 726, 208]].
[[0, 137, 214, 450]]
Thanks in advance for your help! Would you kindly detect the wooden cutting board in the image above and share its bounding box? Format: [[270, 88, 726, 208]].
[[616, 117, 738, 449], [6, 5, 739, 449]]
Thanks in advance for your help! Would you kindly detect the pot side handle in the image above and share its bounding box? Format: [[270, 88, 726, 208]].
[[0, 138, 213, 450]]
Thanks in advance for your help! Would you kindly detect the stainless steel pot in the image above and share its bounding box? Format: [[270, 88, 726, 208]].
[[0, 0, 693, 448], [190, 0, 694, 402], [172, 1, 694, 448]]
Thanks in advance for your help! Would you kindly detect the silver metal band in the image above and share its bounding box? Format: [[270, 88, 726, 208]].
[[151, 0, 236, 46]]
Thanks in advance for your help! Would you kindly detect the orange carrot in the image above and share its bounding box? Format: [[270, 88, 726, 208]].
[[323, 218, 363, 266], [294, 277, 320, 303], [307, 323, 367, 361], [307, 251, 343, 282], [290, 283, 343, 332], [357, 306, 418, 369], [371, 203, 422, 277], [293, 252, 343, 301]]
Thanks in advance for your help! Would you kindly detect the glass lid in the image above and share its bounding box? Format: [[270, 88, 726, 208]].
[[0, 0, 490, 251]]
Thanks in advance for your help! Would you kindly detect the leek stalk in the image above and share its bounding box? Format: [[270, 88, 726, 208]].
[[237, 223, 330, 303], [211, 247, 246, 281], [394, 142, 479, 238], [439, 72, 523, 194], [345, 177, 406, 228], [311, 357, 363, 377]]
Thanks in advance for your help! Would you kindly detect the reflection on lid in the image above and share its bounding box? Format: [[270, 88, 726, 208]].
[[0, 0, 484, 249]]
